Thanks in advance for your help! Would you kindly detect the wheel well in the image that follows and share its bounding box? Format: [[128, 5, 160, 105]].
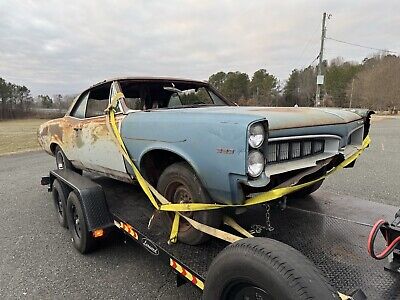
[[50, 143, 59, 155], [140, 150, 189, 186]]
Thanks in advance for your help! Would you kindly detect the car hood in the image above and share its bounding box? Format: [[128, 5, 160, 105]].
[[153, 106, 362, 130]]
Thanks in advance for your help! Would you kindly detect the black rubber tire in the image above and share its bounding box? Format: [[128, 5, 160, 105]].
[[52, 179, 69, 228], [156, 162, 221, 245], [55, 145, 82, 175], [55, 145, 73, 170], [66, 192, 96, 254], [203, 237, 340, 300], [291, 179, 324, 198]]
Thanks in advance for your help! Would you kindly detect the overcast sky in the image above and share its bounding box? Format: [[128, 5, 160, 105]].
[[0, 0, 399, 96]]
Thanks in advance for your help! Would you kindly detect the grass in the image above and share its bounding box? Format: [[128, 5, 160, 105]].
[[0, 119, 50, 155]]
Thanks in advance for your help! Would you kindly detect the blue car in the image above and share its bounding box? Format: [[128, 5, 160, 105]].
[[38, 77, 372, 244]]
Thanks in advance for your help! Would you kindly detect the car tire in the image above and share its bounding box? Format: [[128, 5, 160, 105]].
[[291, 179, 324, 198], [52, 179, 69, 228], [66, 192, 96, 254], [156, 162, 222, 245], [55, 146, 82, 174], [203, 237, 340, 300]]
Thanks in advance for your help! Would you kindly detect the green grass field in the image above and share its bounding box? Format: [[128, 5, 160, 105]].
[[0, 119, 49, 155]]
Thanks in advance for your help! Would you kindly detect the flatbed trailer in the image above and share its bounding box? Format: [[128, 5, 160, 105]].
[[42, 169, 400, 299]]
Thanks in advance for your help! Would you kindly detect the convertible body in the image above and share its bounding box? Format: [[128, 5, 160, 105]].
[[38, 77, 373, 205]]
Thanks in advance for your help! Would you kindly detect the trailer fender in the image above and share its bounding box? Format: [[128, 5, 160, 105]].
[[49, 169, 113, 231]]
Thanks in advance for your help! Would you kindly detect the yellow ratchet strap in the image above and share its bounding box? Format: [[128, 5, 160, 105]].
[[105, 92, 371, 244], [338, 292, 353, 300]]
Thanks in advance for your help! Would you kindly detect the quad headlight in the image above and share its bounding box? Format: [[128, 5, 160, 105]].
[[248, 123, 265, 148], [247, 150, 265, 177]]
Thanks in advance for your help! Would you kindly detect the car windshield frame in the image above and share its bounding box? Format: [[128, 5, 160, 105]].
[[115, 79, 234, 112]]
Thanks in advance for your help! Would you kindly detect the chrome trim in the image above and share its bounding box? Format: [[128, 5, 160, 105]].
[[347, 125, 364, 137], [268, 134, 341, 142]]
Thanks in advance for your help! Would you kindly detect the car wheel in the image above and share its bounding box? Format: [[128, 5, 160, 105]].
[[157, 162, 222, 245], [55, 145, 72, 170], [291, 179, 324, 198], [66, 192, 96, 254], [52, 179, 69, 228], [55, 145, 82, 174], [203, 237, 339, 300]]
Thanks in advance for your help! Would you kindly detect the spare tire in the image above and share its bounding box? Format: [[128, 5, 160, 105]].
[[203, 237, 339, 300]]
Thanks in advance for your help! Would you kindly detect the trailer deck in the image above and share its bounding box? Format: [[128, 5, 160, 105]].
[[91, 176, 399, 299]]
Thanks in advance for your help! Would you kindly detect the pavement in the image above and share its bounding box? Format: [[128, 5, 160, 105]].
[[0, 117, 399, 299], [323, 116, 400, 206]]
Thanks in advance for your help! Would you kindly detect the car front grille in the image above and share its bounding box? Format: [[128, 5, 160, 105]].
[[267, 139, 325, 163]]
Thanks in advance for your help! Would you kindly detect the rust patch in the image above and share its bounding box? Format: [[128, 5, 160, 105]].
[[88, 123, 110, 144], [40, 125, 48, 136], [37, 116, 84, 155], [49, 124, 63, 142]]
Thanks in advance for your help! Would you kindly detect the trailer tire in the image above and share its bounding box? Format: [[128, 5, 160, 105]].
[[203, 237, 339, 300], [157, 162, 221, 245], [66, 192, 96, 254], [52, 179, 69, 228]]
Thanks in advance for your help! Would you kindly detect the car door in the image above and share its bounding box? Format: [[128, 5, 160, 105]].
[[63, 91, 89, 167], [74, 82, 129, 179]]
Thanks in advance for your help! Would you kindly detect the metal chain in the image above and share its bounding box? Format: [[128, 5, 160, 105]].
[[249, 204, 274, 235], [264, 204, 275, 232]]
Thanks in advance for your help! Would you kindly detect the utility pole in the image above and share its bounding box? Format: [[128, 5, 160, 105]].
[[315, 12, 328, 107], [349, 78, 355, 108]]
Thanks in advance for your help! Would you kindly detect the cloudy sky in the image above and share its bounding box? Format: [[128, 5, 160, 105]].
[[0, 0, 399, 96]]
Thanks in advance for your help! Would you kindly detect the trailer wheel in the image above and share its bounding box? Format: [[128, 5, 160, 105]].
[[157, 162, 221, 245], [66, 192, 96, 254], [203, 237, 339, 300], [52, 179, 69, 228]]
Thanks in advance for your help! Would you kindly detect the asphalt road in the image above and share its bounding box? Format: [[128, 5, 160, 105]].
[[0, 116, 399, 299], [322, 116, 400, 206]]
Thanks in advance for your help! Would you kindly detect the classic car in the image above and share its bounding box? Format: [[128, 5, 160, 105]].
[[38, 77, 372, 245]]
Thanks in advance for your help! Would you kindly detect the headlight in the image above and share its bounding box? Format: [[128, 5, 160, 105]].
[[247, 150, 265, 177], [248, 123, 265, 148]]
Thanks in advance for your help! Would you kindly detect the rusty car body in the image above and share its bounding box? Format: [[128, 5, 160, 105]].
[[38, 77, 373, 205]]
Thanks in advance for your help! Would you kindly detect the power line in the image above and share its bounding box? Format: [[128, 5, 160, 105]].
[[303, 54, 319, 69], [326, 37, 398, 54], [297, 26, 321, 68]]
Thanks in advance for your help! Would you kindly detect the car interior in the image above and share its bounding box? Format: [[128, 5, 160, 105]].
[[86, 83, 112, 118], [119, 80, 226, 111]]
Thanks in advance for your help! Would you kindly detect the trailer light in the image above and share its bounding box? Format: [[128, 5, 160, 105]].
[[92, 229, 104, 238]]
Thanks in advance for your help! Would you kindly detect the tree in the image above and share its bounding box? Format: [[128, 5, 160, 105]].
[[0, 78, 9, 119], [209, 71, 227, 91], [53, 94, 63, 111], [0, 78, 33, 119], [39, 95, 53, 108], [283, 69, 300, 106], [220, 72, 250, 102], [349, 54, 400, 111], [324, 58, 361, 107], [250, 69, 278, 106]]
